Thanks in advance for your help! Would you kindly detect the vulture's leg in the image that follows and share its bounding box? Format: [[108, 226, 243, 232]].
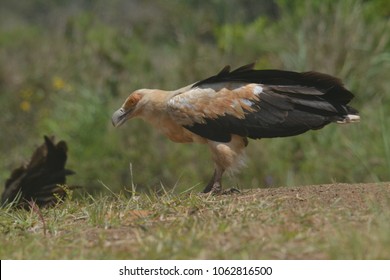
[[204, 136, 247, 194], [202, 166, 224, 193]]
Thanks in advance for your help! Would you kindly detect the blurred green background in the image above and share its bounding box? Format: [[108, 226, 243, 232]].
[[1, 0, 389, 194]]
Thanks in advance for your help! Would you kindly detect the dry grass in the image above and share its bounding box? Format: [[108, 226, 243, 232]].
[[1, 183, 390, 259]]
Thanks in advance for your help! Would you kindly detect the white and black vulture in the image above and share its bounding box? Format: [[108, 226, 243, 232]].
[[112, 63, 360, 193]]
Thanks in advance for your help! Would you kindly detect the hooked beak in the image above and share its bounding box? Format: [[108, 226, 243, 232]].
[[111, 107, 133, 127]]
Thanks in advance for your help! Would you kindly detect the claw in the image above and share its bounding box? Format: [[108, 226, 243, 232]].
[[221, 188, 241, 195]]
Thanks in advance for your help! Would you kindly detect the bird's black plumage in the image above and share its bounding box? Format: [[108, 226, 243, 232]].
[[1, 136, 75, 209]]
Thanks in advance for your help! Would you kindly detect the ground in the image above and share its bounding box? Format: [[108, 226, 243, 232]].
[[1, 182, 390, 259]]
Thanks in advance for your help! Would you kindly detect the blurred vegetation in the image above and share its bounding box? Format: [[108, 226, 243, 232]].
[[0, 0, 389, 194]]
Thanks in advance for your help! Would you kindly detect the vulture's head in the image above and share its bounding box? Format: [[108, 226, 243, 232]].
[[112, 89, 152, 127]]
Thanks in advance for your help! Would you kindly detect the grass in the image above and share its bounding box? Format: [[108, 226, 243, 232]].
[[1, 183, 390, 259]]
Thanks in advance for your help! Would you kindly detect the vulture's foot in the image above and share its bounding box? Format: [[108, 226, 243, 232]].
[[202, 182, 222, 194], [202, 184, 240, 195], [203, 168, 225, 194], [221, 187, 241, 195]]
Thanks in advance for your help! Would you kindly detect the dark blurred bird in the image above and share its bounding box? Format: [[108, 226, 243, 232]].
[[1, 136, 75, 209], [112, 63, 360, 194]]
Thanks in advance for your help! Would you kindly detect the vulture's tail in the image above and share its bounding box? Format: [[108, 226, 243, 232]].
[[336, 107, 360, 124]]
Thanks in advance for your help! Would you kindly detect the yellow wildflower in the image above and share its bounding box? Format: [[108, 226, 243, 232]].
[[20, 100, 31, 112], [52, 76, 66, 90]]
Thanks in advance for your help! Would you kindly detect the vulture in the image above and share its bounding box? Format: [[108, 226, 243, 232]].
[[1, 136, 75, 209], [112, 63, 359, 194]]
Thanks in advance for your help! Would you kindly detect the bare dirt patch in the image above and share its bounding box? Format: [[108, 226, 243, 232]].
[[238, 182, 390, 210]]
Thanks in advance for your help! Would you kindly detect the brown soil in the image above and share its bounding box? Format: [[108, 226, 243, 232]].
[[238, 182, 390, 210]]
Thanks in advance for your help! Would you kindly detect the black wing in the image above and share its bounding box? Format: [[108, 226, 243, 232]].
[[178, 64, 358, 142]]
